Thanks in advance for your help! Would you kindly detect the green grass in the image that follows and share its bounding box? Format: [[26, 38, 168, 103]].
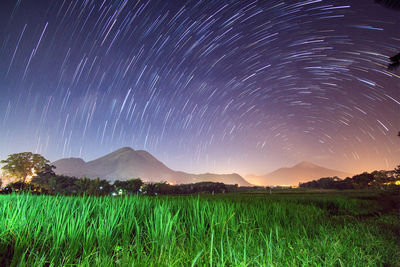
[[0, 190, 398, 266]]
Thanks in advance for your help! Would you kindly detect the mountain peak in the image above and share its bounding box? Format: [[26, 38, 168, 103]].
[[115, 147, 135, 153], [295, 161, 318, 168]]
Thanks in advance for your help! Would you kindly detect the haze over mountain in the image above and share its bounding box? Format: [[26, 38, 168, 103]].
[[53, 147, 251, 186], [246, 161, 353, 186]]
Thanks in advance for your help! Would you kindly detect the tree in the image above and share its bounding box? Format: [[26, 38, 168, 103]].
[[389, 54, 400, 71], [374, 0, 400, 70], [352, 172, 374, 188], [7, 180, 42, 194], [395, 165, 400, 180], [75, 177, 92, 195], [154, 181, 173, 194], [85, 178, 113, 196], [318, 177, 337, 189], [1, 152, 54, 184], [143, 183, 157, 195], [396, 132, 400, 181], [114, 178, 143, 195], [371, 170, 390, 187], [337, 177, 355, 190], [32, 174, 79, 195], [375, 0, 400, 10]]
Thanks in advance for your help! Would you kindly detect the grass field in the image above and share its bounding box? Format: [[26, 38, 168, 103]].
[[0, 190, 398, 266]]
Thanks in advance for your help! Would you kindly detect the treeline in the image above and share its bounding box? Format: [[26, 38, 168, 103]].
[[0, 171, 250, 196], [0, 152, 262, 196], [299, 169, 400, 190], [1, 152, 399, 195]]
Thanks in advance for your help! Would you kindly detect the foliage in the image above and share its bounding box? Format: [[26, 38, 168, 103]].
[[389, 53, 400, 70], [32, 174, 79, 195], [114, 178, 143, 195], [352, 172, 374, 188], [374, 0, 400, 70], [75, 177, 95, 195], [0, 152, 54, 183], [300, 176, 353, 189], [300, 169, 399, 189], [395, 165, 400, 179], [143, 182, 157, 195], [0, 191, 398, 266], [154, 181, 173, 194], [375, 0, 400, 10], [86, 178, 114, 196], [5, 180, 43, 193], [164, 181, 227, 195]]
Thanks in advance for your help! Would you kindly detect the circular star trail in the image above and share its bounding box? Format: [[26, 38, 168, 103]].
[[0, 0, 399, 175]]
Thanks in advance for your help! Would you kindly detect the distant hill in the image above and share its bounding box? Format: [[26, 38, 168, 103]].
[[53, 147, 251, 186], [246, 161, 353, 186]]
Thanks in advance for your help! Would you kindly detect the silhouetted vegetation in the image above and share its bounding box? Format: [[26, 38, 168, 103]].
[[1, 152, 55, 183], [1, 152, 399, 196], [1, 170, 264, 196], [374, 0, 400, 70], [114, 178, 143, 195], [375, 0, 400, 10], [2, 180, 43, 194], [2, 167, 398, 196], [300, 170, 399, 189], [389, 53, 400, 70]]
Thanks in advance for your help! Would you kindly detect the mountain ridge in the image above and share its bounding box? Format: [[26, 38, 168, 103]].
[[246, 161, 352, 186], [53, 147, 251, 186]]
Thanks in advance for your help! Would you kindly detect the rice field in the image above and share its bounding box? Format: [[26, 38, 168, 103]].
[[0, 190, 398, 266]]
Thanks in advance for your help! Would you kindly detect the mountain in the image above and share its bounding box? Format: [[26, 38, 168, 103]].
[[53, 147, 251, 186], [245, 161, 353, 186]]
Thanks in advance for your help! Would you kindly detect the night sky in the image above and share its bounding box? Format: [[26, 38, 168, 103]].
[[0, 0, 399, 176]]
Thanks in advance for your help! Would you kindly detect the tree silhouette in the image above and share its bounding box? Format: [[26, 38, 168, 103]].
[[375, 0, 400, 70], [1, 152, 54, 184], [114, 178, 143, 195], [389, 54, 400, 71], [375, 0, 400, 10], [396, 131, 400, 179]]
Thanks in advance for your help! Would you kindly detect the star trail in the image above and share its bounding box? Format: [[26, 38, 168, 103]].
[[0, 0, 399, 175]]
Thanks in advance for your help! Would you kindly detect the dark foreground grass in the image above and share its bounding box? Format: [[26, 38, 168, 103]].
[[0, 190, 398, 266]]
